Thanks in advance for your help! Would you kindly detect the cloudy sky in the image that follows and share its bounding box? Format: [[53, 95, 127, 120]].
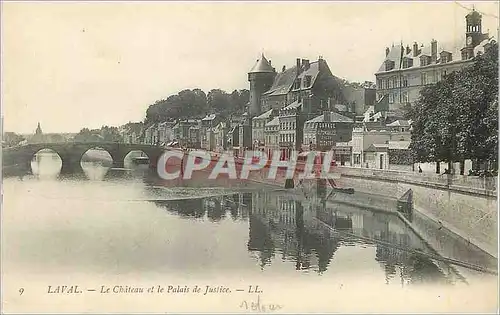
[[2, 1, 498, 134]]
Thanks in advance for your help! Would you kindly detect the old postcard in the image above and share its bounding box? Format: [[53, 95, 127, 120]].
[[1, 1, 499, 313]]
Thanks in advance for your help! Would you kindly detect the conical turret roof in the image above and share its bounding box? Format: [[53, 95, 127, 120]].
[[249, 54, 274, 73]]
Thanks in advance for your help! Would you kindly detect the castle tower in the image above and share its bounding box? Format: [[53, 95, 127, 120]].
[[248, 54, 276, 117], [464, 9, 486, 59]]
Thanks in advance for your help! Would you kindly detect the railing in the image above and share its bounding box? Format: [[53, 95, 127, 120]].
[[337, 166, 497, 197]]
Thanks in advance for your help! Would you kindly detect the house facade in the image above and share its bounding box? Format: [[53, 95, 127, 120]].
[[252, 109, 277, 150], [302, 111, 354, 152], [375, 9, 496, 114]]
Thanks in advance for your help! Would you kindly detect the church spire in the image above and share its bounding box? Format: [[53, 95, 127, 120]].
[[35, 122, 42, 135]]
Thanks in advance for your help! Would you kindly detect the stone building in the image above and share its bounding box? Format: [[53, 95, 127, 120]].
[[253, 56, 345, 114], [238, 112, 252, 156], [342, 83, 377, 116], [302, 111, 354, 152], [349, 126, 411, 169], [189, 125, 201, 149], [201, 114, 218, 150], [264, 117, 280, 157], [246, 55, 347, 158], [252, 109, 277, 150], [375, 9, 496, 115], [175, 119, 199, 147], [278, 100, 301, 159], [213, 122, 229, 153], [157, 121, 176, 145]]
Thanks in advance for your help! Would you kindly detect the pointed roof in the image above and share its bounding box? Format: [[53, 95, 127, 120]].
[[35, 122, 42, 134], [253, 108, 275, 120], [249, 54, 275, 73]]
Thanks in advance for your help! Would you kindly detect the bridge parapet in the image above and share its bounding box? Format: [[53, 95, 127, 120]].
[[2, 142, 166, 174]]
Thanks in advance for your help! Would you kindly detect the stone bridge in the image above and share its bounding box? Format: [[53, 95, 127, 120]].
[[2, 142, 166, 174]]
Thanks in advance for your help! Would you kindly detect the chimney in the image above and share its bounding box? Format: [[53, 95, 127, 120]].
[[385, 47, 390, 56], [431, 39, 438, 62], [406, 45, 411, 55], [296, 58, 301, 75], [302, 59, 310, 70], [282, 65, 286, 72], [413, 42, 419, 57]]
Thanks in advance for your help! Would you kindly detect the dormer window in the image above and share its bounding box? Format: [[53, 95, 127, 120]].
[[384, 60, 395, 71], [440, 51, 452, 63], [420, 55, 431, 66], [304, 75, 312, 88], [402, 57, 413, 69]]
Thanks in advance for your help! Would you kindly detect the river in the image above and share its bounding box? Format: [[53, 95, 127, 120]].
[[1, 150, 497, 312]]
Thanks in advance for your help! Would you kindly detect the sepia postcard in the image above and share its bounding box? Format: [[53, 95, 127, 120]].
[[1, 1, 499, 313]]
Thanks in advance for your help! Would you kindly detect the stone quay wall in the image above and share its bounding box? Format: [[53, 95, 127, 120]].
[[334, 166, 498, 258]]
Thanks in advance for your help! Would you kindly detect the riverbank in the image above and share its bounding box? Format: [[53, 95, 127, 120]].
[[334, 166, 498, 259], [240, 170, 498, 278]]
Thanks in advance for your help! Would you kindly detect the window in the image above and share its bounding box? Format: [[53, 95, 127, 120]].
[[420, 56, 430, 66], [402, 91, 409, 103], [304, 75, 312, 87], [385, 60, 395, 71], [403, 58, 413, 68], [421, 73, 427, 85], [402, 76, 408, 87], [389, 93, 394, 103], [388, 78, 393, 89]]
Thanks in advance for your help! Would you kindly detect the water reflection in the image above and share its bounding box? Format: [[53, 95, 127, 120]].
[[152, 190, 460, 285], [31, 149, 62, 179], [7, 151, 473, 286], [26, 147, 149, 181]]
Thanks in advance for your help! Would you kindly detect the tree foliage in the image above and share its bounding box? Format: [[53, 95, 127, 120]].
[[408, 43, 498, 169], [2, 132, 25, 147], [144, 88, 249, 124], [73, 126, 122, 142]]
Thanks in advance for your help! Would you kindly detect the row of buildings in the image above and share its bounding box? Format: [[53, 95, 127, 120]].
[[122, 9, 496, 171]]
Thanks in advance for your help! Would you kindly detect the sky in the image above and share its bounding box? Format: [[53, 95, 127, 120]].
[[2, 1, 499, 134]]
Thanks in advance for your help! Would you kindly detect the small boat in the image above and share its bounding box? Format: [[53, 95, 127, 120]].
[[132, 152, 150, 165]]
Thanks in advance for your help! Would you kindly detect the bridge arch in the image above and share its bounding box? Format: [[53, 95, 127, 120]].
[[30, 148, 63, 177], [3, 142, 166, 176], [79, 146, 113, 167], [123, 150, 153, 168]]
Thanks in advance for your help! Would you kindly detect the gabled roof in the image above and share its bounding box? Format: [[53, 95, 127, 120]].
[[305, 112, 353, 124], [282, 100, 301, 110], [386, 120, 410, 127], [388, 140, 410, 150], [365, 143, 389, 152], [265, 117, 280, 126], [253, 108, 275, 120], [263, 67, 297, 96], [263, 59, 329, 97], [249, 54, 275, 73]]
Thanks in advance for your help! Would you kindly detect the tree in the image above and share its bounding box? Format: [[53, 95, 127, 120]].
[[407, 42, 498, 174], [3, 132, 25, 147]]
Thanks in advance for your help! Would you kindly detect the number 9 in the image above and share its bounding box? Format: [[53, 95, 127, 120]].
[[19, 288, 24, 295]]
